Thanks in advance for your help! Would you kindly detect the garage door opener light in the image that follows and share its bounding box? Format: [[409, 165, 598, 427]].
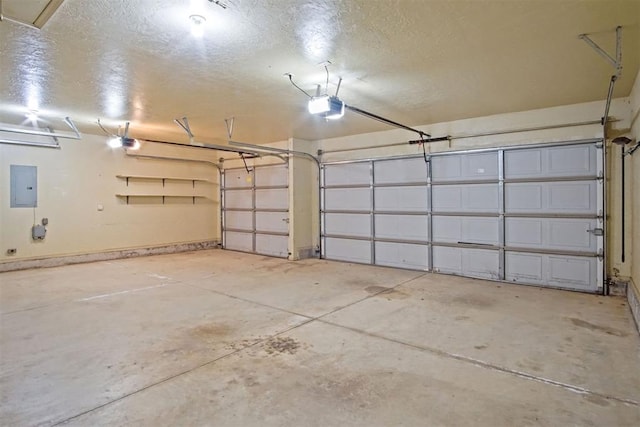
[[99, 120, 140, 150]]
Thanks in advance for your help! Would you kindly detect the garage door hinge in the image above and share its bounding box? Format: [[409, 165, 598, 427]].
[[598, 249, 604, 261], [587, 227, 604, 236]]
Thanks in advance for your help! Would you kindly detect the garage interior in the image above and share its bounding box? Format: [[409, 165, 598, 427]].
[[1, 0, 639, 425]]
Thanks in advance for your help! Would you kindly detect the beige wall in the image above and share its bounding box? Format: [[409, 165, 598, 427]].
[[0, 132, 219, 264], [289, 138, 319, 260], [629, 69, 640, 295]]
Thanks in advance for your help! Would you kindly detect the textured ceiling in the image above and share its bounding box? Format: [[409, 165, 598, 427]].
[[0, 0, 639, 145]]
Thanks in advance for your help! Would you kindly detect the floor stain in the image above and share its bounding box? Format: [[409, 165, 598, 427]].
[[474, 344, 488, 350], [383, 290, 409, 300], [263, 336, 300, 355], [583, 394, 611, 407], [189, 323, 232, 339], [567, 318, 628, 337], [347, 278, 374, 287], [516, 358, 543, 373], [451, 294, 494, 308], [364, 286, 410, 300], [365, 285, 390, 294], [225, 338, 263, 352], [455, 315, 471, 321]]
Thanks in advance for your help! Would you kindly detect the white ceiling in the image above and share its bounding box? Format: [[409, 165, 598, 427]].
[[0, 0, 638, 145]]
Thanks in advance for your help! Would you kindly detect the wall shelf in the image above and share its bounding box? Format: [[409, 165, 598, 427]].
[[116, 175, 212, 185], [116, 174, 214, 204], [116, 194, 209, 204]]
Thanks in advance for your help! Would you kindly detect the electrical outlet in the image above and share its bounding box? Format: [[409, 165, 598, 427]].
[[6, 248, 17, 255]]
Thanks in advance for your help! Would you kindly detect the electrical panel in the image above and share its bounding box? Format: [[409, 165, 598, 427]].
[[10, 165, 37, 208]]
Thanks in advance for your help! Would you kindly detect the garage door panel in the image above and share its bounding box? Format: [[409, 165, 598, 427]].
[[506, 218, 597, 251], [548, 182, 595, 212], [505, 145, 596, 179], [224, 190, 252, 209], [224, 231, 253, 253], [505, 150, 542, 178], [548, 219, 595, 250], [432, 184, 498, 212], [505, 181, 596, 214], [324, 237, 371, 264], [374, 158, 427, 184], [375, 242, 428, 270], [506, 252, 596, 291], [255, 212, 288, 233], [375, 186, 428, 211], [225, 211, 253, 231], [547, 145, 595, 176], [432, 246, 462, 274], [223, 164, 289, 259], [254, 165, 288, 186], [432, 216, 499, 245], [505, 252, 544, 285], [325, 188, 371, 211], [547, 255, 596, 291], [325, 213, 371, 238], [375, 215, 428, 241], [433, 246, 499, 280], [225, 169, 253, 188], [432, 152, 498, 181], [324, 163, 370, 186], [255, 188, 288, 209], [256, 234, 288, 257]]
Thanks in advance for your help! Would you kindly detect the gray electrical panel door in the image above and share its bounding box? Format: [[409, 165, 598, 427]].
[[10, 165, 37, 208]]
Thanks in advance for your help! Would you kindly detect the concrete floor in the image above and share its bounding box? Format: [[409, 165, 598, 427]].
[[1, 250, 639, 426]]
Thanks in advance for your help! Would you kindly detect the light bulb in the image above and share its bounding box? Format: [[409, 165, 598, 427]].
[[108, 137, 122, 148], [190, 14, 206, 38]]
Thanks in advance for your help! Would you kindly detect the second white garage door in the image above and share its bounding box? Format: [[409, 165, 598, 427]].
[[222, 164, 289, 258], [321, 140, 604, 293]]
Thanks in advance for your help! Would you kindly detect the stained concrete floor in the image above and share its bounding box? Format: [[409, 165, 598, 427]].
[[1, 250, 639, 426]]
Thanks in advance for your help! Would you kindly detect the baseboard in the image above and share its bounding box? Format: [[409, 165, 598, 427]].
[[0, 240, 221, 272], [608, 278, 628, 296], [627, 279, 640, 335]]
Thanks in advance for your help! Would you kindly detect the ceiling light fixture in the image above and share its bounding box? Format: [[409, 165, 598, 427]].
[[189, 14, 206, 37], [308, 95, 345, 119], [287, 71, 432, 139], [107, 135, 140, 150], [98, 119, 141, 150], [25, 110, 39, 122]]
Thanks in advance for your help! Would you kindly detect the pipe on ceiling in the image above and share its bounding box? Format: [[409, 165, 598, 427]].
[[0, 117, 81, 140], [319, 119, 606, 155], [0, 138, 61, 149]]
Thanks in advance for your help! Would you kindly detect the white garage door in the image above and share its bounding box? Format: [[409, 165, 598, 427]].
[[222, 164, 289, 258], [321, 140, 604, 293]]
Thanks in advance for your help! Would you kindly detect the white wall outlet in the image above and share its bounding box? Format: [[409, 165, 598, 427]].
[[97, 203, 104, 211]]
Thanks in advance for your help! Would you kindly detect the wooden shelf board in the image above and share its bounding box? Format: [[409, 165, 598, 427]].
[[116, 175, 211, 182], [116, 194, 208, 198]]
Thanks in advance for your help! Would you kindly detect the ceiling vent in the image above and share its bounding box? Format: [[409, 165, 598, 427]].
[[0, 0, 65, 29]]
